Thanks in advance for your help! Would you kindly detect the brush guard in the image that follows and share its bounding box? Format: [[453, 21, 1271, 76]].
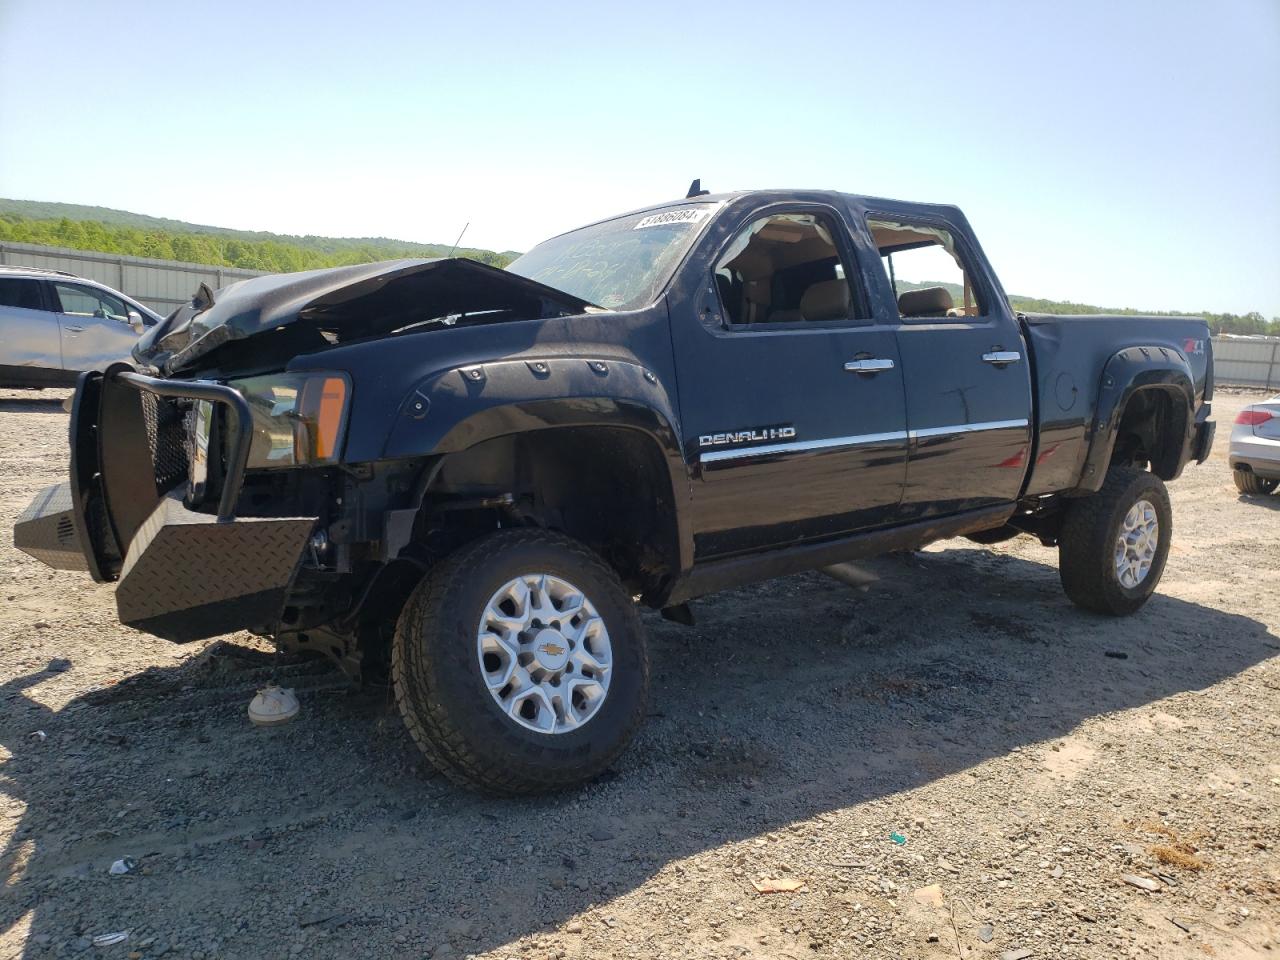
[[13, 364, 316, 642]]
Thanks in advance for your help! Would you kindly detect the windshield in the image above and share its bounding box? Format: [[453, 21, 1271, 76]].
[[506, 204, 719, 311]]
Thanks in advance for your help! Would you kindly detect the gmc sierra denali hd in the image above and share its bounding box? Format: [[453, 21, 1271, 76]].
[[14, 187, 1216, 794]]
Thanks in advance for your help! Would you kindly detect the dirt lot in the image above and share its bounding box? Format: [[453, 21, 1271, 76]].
[[0, 387, 1276, 960]]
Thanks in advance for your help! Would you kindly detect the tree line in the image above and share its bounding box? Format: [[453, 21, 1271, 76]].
[[1007, 295, 1278, 338], [0, 215, 515, 273]]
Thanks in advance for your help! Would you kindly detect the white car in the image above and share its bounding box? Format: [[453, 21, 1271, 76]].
[[1229, 394, 1280, 495], [0, 266, 161, 388]]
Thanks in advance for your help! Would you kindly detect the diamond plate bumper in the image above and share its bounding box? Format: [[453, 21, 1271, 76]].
[[114, 492, 316, 642], [14, 367, 318, 644], [16, 484, 316, 643], [13, 482, 90, 572]]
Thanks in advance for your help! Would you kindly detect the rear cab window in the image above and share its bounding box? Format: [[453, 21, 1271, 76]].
[[866, 218, 985, 320]]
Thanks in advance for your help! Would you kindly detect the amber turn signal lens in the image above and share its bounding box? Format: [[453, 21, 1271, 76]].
[[299, 375, 349, 461]]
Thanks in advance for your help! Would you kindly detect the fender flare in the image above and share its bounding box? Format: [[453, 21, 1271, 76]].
[[381, 356, 695, 581], [1075, 345, 1195, 494]]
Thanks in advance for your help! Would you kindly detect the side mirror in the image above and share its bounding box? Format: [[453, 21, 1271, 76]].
[[128, 310, 145, 334]]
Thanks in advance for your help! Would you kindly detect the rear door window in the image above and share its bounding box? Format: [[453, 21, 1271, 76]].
[[0, 277, 46, 311], [866, 218, 984, 319]]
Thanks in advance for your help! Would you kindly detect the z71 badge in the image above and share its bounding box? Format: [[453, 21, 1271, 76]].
[[699, 425, 797, 448]]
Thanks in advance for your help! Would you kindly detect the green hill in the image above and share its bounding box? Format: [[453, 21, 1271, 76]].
[[0, 198, 519, 273]]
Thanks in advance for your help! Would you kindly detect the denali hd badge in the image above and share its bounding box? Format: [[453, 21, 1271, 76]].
[[699, 425, 797, 448]]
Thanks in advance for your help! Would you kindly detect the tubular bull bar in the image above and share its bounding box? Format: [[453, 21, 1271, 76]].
[[13, 364, 316, 643]]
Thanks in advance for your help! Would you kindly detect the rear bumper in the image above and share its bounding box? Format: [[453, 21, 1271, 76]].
[[12, 367, 317, 643], [1230, 433, 1280, 479], [1233, 432, 1280, 481]]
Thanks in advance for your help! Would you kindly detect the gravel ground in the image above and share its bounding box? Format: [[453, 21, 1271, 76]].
[[1, 387, 1277, 960]]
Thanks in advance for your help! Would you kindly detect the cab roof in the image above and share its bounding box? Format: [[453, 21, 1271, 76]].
[[547, 188, 969, 242]]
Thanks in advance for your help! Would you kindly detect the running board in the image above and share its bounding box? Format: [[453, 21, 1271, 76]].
[[665, 504, 1013, 605]]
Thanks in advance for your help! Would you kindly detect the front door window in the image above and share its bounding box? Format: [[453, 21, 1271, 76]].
[[714, 212, 865, 326], [53, 283, 129, 323]]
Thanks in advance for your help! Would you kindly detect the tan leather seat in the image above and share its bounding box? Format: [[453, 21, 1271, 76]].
[[800, 279, 850, 321], [898, 286, 954, 317], [743, 280, 772, 325]]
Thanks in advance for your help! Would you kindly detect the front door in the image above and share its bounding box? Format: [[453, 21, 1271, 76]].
[[52, 281, 138, 372], [671, 205, 908, 558]]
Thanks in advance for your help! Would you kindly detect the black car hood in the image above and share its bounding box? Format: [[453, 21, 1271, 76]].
[[134, 258, 593, 375]]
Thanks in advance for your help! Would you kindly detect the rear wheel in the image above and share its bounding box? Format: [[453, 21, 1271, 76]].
[[1058, 465, 1172, 616], [1233, 469, 1278, 496], [392, 528, 649, 794]]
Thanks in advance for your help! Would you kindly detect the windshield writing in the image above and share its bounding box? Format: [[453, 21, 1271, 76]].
[[506, 205, 717, 311]]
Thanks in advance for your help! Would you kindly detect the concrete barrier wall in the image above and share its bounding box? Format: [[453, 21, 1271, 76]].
[[1213, 337, 1280, 390]]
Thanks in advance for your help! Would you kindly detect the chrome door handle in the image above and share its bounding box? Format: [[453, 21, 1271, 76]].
[[844, 358, 895, 373], [982, 351, 1021, 366], [64, 325, 84, 333]]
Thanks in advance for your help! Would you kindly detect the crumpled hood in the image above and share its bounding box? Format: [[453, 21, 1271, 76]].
[[134, 257, 592, 375]]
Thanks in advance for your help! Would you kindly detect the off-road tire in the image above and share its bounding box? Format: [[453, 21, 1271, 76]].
[[392, 528, 649, 795], [1058, 465, 1172, 616], [1233, 470, 1278, 496]]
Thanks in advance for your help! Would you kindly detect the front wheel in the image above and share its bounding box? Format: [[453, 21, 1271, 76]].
[[1058, 465, 1172, 616], [392, 528, 649, 794]]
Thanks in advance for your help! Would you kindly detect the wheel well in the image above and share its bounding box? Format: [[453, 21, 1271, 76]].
[[424, 427, 681, 602], [1110, 387, 1189, 480]]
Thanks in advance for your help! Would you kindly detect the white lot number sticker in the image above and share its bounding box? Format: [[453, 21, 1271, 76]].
[[633, 208, 708, 230]]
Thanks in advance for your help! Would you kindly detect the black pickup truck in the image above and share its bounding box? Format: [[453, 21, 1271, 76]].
[[14, 187, 1215, 794]]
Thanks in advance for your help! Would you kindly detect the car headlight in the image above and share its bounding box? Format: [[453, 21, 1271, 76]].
[[230, 372, 351, 470]]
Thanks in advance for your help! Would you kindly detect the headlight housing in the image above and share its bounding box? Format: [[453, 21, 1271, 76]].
[[230, 372, 351, 470]]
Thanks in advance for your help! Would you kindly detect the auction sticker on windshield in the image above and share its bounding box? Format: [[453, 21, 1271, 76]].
[[633, 209, 709, 229]]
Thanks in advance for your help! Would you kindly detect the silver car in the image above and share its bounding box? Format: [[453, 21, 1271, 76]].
[[1229, 393, 1280, 495], [0, 266, 161, 388]]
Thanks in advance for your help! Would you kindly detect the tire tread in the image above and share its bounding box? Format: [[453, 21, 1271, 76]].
[[1059, 465, 1170, 616], [1233, 469, 1278, 496], [391, 528, 648, 795]]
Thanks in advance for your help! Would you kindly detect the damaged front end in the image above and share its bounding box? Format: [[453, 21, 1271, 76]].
[[15, 364, 317, 641], [13, 257, 594, 647], [135, 256, 591, 376]]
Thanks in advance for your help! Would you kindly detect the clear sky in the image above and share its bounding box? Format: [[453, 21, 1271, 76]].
[[1, 0, 1277, 316]]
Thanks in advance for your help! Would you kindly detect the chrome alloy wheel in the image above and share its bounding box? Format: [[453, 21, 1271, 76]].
[[1114, 499, 1159, 589], [476, 574, 613, 734]]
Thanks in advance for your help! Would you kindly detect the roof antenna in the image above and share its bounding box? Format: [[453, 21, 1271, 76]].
[[447, 221, 470, 259], [686, 179, 710, 198]]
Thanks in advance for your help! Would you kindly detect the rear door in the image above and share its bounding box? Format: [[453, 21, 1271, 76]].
[[861, 211, 1033, 518], [0, 276, 62, 372], [51, 282, 139, 371], [671, 202, 909, 558]]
